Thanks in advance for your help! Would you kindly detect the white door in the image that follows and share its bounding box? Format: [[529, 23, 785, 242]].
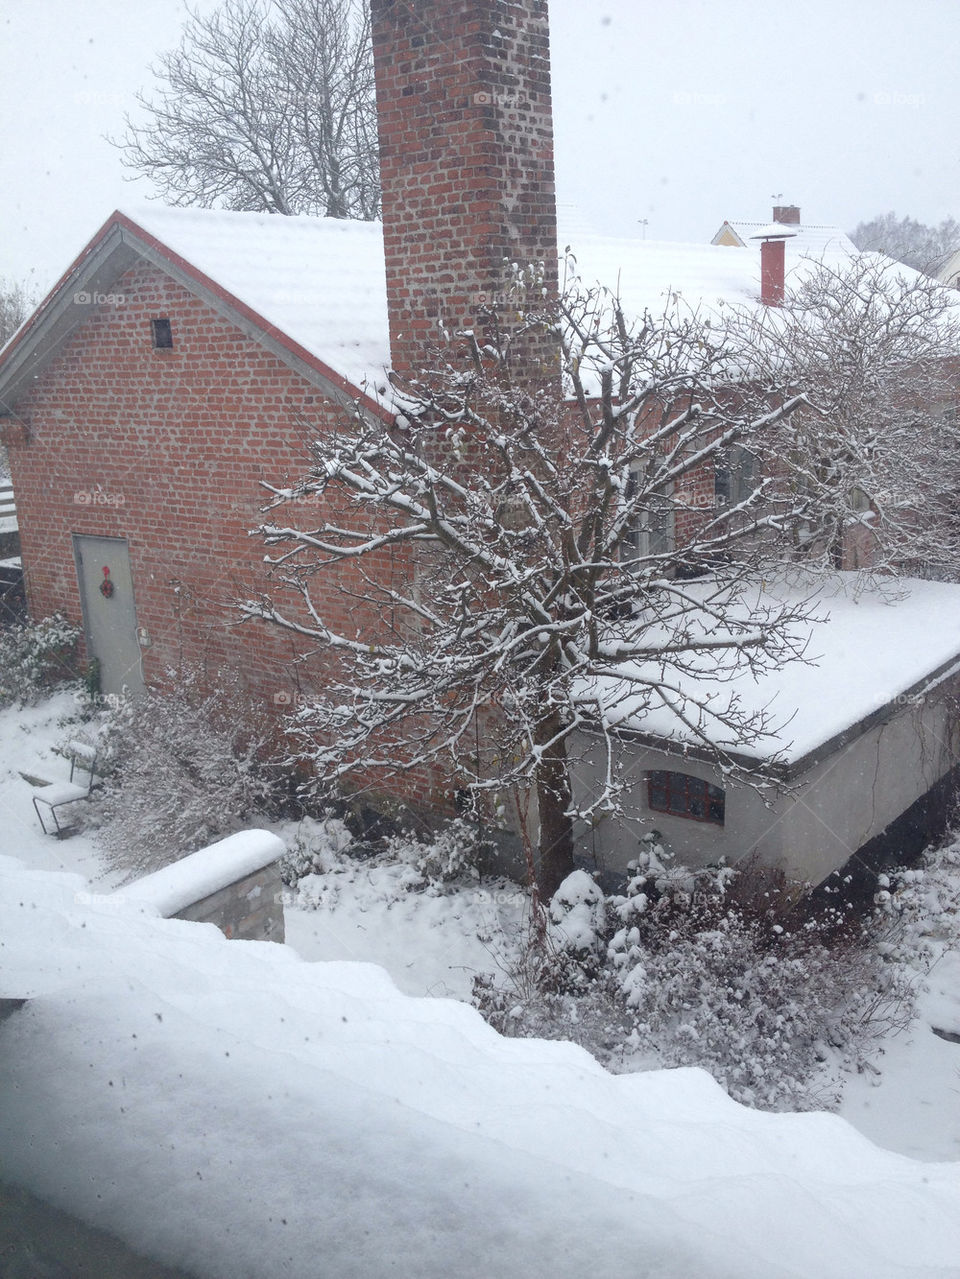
[[73, 535, 145, 697]]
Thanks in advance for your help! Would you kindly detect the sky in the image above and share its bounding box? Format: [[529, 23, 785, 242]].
[[1, 0, 958, 296]]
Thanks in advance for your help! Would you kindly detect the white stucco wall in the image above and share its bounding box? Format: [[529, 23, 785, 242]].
[[570, 680, 959, 887]]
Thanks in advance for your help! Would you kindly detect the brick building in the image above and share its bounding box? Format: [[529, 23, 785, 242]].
[[3, 0, 960, 886]]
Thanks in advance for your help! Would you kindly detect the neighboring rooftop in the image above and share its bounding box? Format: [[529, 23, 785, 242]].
[[712, 204, 857, 258], [595, 573, 960, 768]]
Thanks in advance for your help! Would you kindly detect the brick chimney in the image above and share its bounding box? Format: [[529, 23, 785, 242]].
[[773, 205, 801, 225], [751, 222, 798, 307], [369, 0, 559, 382], [759, 239, 787, 306]]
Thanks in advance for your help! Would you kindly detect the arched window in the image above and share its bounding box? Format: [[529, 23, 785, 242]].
[[647, 770, 725, 825]]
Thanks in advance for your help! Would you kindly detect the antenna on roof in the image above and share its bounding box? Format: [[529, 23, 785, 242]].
[[771, 192, 783, 201], [638, 218, 648, 240]]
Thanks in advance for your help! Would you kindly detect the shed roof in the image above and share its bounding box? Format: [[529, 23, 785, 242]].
[[594, 573, 960, 772]]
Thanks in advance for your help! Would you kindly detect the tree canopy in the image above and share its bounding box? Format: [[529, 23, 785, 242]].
[[114, 0, 379, 220]]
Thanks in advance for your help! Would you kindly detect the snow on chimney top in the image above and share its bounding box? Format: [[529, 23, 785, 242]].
[[749, 224, 797, 307], [773, 205, 801, 225]]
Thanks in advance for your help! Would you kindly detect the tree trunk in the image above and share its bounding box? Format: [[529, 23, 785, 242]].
[[533, 711, 575, 899]]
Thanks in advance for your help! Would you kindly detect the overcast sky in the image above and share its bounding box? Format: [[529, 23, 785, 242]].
[[2, 0, 958, 295]]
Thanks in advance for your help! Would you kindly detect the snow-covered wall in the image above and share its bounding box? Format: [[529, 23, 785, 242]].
[[120, 830, 286, 942]]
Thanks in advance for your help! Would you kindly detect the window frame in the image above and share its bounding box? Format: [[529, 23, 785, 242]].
[[647, 769, 725, 826], [713, 444, 758, 510]]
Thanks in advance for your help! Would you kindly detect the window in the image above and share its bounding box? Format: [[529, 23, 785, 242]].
[[647, 770, 725, 825], [714, 444, 758, 508], [151, 317, 173, 349], [623, 471, 674, 565]]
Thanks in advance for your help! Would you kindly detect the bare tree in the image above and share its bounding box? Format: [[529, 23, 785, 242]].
[[752, 256, 960, 577], [114, 0, 379, 220], [850, 211, 960, 277], [244, 268, 826, 896], [0, 278, 35, 348]]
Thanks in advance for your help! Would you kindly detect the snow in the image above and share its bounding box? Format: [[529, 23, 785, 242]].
[[120, 205, 392, 399], [597, 573, 960, 764], [286, 851, 526, 1000], [100, 206, 925, 403], [2, 851, 960, 1279], [839, 966, 960, 1162], [2, 694, 960, 1275], [120, 829, 286, 917], [713, 220, 858, 257]]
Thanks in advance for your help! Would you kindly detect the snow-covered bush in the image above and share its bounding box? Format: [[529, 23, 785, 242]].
[[86, 667, 279, 881], [872, 838, 960, 966], [279, 814, 355, 886], [474, 854, 915, 1112], [383, 818, 491, 885], [0, 614, 81, 707]]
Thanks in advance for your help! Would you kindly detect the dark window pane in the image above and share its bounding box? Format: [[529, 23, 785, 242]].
[[647, 770, 725, 825]]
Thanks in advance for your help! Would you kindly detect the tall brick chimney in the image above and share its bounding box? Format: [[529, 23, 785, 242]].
[[369, 0, 559, 382]]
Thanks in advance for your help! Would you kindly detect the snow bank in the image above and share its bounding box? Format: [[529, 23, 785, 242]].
[[1, 853, 958, 1279], [119, 830, 286, 918]]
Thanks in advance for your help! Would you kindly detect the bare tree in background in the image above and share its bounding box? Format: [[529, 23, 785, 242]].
[[752, 256, 960, 577], [113, 0, 379, 220], [0, 279, 35, 348], [0, 278, 38, 476], [850, 212, 960, 277]]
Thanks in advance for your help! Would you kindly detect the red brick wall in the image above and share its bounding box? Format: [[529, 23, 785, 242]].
[[370, 0, 559, 380], [6, 261, 370, 713]]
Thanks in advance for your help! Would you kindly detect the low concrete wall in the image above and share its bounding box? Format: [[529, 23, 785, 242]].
[[174, 859, 285, 943], [121, 830, 286, 944]]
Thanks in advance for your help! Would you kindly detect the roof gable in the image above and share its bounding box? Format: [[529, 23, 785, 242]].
[[0, 208, 393, 420], [710, 219, 857, 257]]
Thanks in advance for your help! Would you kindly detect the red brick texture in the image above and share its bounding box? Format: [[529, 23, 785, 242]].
[[5, 261, 363, 711], [370, 0, 559, 381]]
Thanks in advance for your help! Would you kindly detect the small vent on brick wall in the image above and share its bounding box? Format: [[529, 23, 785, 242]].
[[151, 317, 173, 349]]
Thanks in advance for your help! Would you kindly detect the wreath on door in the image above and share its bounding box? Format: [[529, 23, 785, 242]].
[[99, 566, 115, 598]]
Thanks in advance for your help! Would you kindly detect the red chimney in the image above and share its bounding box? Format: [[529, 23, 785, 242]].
[[759, 239, 787, 306], [369, 0, 559, 382], [773, 205, 801, 225], [751, 221, 798, 307]]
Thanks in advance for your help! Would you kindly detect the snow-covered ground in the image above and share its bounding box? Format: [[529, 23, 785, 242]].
[[1, 693, 960, 1276]]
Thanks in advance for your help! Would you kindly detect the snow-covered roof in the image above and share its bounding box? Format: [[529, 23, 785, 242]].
[[122, 207, 872, 391], [0, 204, 937, 409], [712, 220, 857, 257], [3, 850, 959, 1278], [599, 574, 960, 768], [123, 204, 393, 399]]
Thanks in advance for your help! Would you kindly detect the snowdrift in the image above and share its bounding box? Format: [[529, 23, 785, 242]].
[[1, 853, 958, 1279]]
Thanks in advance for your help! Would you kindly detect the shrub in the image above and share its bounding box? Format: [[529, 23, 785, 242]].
[[85, 666, 279, 881], [382, 818, 492, 885], [279, 814, 355, 886], [473, 847, 915, 1112], [0, 614, 82, 707]]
